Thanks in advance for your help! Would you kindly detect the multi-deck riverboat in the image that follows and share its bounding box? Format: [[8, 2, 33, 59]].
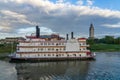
[[9, 26, 95, 61]]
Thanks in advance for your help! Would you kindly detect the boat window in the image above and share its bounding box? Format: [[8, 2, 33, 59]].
[[83, 48, 86, 50], [48, 54, 50, 56], [67, 54, 69, 57], [73, 54, 76, 56], [56, 55, 58, 57], [52, 54, 54, 56], [56, 43, 58, 46], [59, 54, 61, 56], [56, 49, 58, 51]]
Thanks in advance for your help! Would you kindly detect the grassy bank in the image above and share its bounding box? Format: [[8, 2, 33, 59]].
[[0, 44, 16, 54], [0, 44, 17, 60], [90, 43, 120, 52]]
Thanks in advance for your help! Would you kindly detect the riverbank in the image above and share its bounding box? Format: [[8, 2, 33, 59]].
[[0, 44, 16, 60], [90, 43, 120, 52], [0, 44, 16, 54]]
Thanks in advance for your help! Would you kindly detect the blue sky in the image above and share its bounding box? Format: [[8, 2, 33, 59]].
[[0, 0, 120, 39], [94, 0, 120, 10], [51, 0, 120, 10]]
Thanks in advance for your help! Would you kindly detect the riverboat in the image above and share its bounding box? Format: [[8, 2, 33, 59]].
[[9, 26, 95, 61]]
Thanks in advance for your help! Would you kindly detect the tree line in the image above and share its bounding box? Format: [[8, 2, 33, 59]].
[[87, 36, 120, 45]]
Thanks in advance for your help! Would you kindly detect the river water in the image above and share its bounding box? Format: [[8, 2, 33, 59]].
[[0, 52, 120, 80]]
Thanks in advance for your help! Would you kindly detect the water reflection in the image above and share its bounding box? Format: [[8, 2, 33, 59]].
[[1, 52, 120, 80], [0, 61, 17, 80], [15, 61, 91, 80]]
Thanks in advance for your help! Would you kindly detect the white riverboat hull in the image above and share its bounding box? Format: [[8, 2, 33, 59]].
[[9, 52, 96, 61]]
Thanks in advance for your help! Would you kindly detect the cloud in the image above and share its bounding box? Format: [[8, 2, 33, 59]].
[[56, 0, 65, 3], [102, 23, 120, 28], [87, 0, 94, 6], [76, 0, 84, 5], [0, 0, 120, 39], [1, 10, 26, 19], [0, 10, 33, 25], [18, 27, 54, 35]]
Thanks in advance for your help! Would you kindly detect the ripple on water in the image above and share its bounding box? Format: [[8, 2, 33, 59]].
[[1, 52, 120, 80], [86, 52, 120, 80], [0, 61, 17, 80]]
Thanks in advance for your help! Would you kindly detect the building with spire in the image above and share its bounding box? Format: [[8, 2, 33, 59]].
[[89, 23, 94, 39]]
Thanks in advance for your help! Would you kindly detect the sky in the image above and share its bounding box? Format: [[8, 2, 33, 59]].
[[0, 0, 120, 39]]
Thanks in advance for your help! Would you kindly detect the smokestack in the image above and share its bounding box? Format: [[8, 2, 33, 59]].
[[71, 32, 73, 39], [66, 34, 69, 40], [36, 25, 40, 38]]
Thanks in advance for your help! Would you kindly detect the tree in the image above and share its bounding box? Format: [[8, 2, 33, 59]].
[[87, 39, 94, 45], [114, 37, 120, 44], [104, 36, 114, 44]]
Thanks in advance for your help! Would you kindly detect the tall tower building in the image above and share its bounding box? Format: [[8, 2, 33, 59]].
[[89, 23, 94, 39]]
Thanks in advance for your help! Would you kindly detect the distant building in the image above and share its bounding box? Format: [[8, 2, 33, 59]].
[[0, 37, 25, 44], [89, 23, 94, 39]]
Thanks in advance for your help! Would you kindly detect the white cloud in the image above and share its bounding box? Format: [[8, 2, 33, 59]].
[[0, 10, 34, 25], [1, 10, 26, 19], [1, 0, 120, 18], [76, 0, 84, 5], [102, 23, 120, 28], [87, 0, 94, 6], [56, 0, 65, 3], [18, 27, 54, 35], [0, 0, 120, 39]]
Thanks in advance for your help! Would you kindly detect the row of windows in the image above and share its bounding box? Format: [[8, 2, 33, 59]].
[[20, 43, 88, 46], [79, 43, 86, 45], [20, 54, 82, 57], [80, 48, 86, 50], [37, 48, 65, 51], [18, 48, 66, 51], [18, 48, 87, 51], [19, 43, 65, 46], [42, 54, 82, 57]]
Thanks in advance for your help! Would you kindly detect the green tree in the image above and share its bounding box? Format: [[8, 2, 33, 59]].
[[114, 37, 120, 44], [87, 39, 94, 45], [104, 36, 114, 44]]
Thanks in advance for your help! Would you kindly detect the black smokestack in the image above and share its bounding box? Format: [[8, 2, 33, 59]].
[[66, 34, 69, 40], [71, 32, 73, 39], [36, 25, 40, 38]]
